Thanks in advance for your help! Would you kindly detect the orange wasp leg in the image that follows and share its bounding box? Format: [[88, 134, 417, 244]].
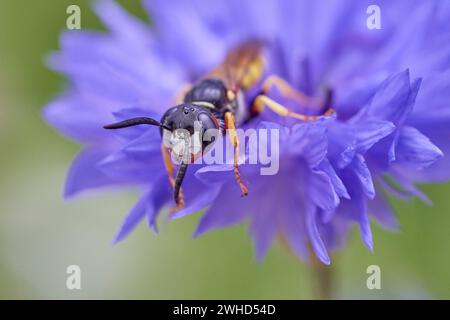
[[262, 75, 318, 107], [224, 112, 249, 197], [161, 144, 185, 213], [253, 95, 331, 121], [256, 75, 335, 119]]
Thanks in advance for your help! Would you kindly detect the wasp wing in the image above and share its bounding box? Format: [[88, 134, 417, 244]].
[[209, 41, 264, 91]]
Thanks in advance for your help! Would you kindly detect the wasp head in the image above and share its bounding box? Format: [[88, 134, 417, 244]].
[[160, 103, 221, 163], [103, 103, 221, 164]]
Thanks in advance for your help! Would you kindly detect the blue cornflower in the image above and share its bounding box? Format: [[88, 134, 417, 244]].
[[44, 0, 450, 264]]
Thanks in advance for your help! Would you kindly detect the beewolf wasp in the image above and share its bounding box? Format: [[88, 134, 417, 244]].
[[104, 42, 333, 212]]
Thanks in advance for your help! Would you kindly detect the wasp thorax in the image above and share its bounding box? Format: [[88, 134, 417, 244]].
[[184, 79, 228, 109]]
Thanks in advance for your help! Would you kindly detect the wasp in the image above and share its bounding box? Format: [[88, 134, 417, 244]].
[[104, 42, 333, 212]]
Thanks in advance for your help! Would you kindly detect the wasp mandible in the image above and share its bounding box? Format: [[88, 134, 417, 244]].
[[103, 42, 334, 212]]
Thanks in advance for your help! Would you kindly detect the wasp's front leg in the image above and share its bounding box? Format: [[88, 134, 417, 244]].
[[224, 112, 249, 197], [161, 144, 185, 213]]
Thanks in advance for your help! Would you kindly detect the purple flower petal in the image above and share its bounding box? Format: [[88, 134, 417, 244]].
[[305, 201, 330, 265], [352, 154, 375, 199], [249, 215, 277, 261], [98, 149, 164, 184], [194, 180, 251, 237], [64, 144, 124, 198], [395, 126, 443, 170], [43, 92, 114, 143], [170, 182, 221, 219], [356, 69, 421, 126], [309, 170, 340, 211], [290, 122, 328, 168], [143, 0, 229, 76], [113, 191, 150, 243], [318, 159, 350, 200], [353, 120, 396, 154], [93, 0, 153, 46], [368, 189, 399, 231], [280, 203, 309, 260]]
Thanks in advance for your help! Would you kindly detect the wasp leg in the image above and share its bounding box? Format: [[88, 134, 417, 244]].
[[260, 75, 335, 115], [252, 94, 334, 121], [261, 75, 316, 106], [170, 163, 188, 214], [161, 145, 185, 213], [174, 83, 192, 104], [224, 112, 249, 197]]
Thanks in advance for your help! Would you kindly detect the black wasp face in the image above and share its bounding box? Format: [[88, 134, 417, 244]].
[[160, 103, 220, 162]]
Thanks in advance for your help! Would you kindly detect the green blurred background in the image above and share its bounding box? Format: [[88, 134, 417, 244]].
[[0, 0, 448, 299]]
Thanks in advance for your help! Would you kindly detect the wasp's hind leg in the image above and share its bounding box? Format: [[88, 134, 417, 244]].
[[161, 145, 185, 213], [253, 75, 335, 120], [224, 112, 249, 197], [252, 95, 319, 121], [261, 75, 317, 107]]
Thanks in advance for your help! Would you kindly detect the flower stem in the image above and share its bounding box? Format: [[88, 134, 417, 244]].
[[309, 251, 334, 300]]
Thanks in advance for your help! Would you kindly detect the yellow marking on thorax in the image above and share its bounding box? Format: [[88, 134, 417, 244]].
[[192, 101, 215, 109]]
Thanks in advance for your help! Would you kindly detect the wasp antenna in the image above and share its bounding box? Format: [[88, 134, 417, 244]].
[[103, 117, 170, 130]]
